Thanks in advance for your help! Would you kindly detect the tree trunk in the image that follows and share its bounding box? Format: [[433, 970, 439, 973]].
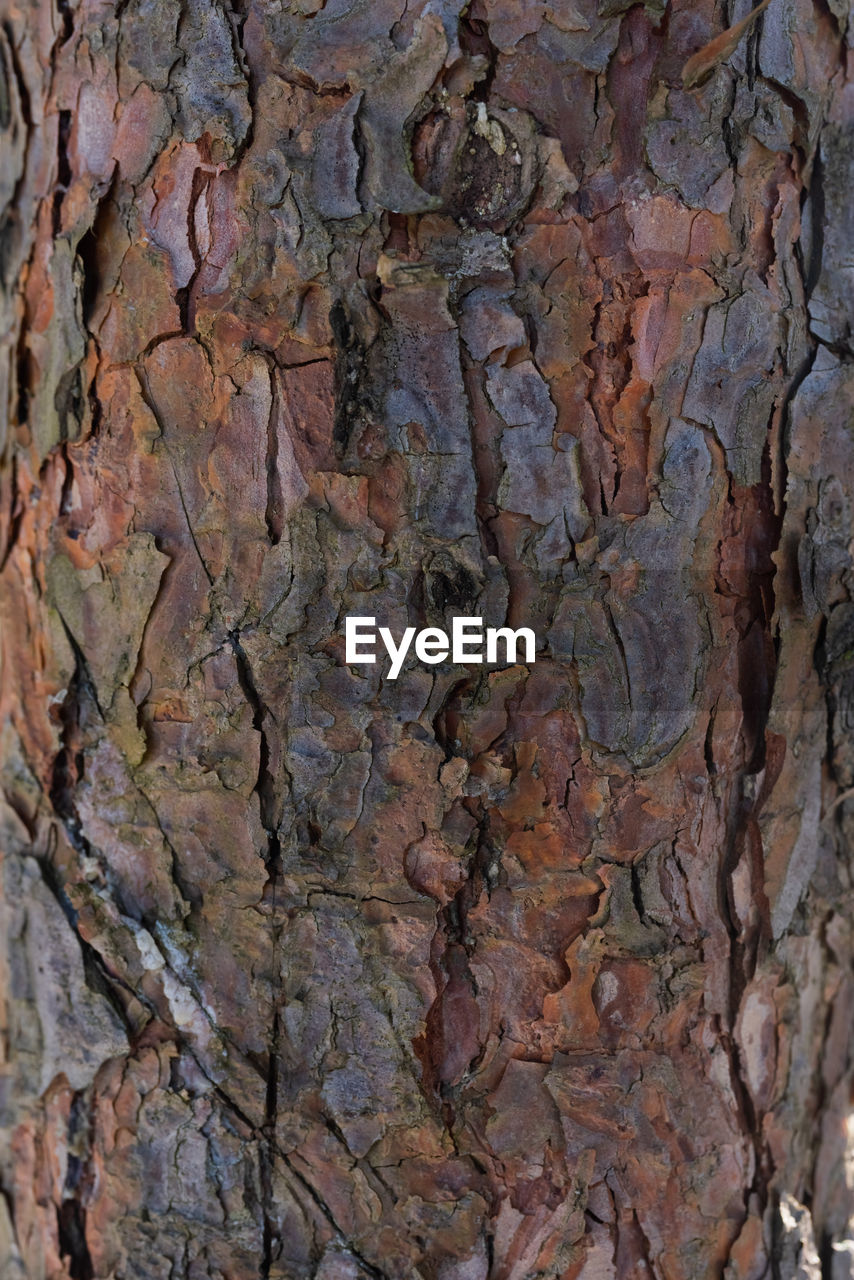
[[1, 0, 852, 1276]]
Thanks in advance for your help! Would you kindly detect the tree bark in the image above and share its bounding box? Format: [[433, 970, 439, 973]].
[[1, 0, 852, 1277]]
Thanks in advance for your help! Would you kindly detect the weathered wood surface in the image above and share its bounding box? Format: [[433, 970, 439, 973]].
[[1, 0, 853, 1275]]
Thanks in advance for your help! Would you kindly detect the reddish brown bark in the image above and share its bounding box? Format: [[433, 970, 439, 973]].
[[1, 0, 853, 1277]]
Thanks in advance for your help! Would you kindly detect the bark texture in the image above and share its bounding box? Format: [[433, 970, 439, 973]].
[[1, 0, 853, 1276]]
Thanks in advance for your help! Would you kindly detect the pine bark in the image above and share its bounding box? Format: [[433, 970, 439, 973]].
[[1, 0, 853, 1277]]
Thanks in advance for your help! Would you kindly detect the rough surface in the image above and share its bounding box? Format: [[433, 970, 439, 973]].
[[0, 0, 853, 1276]]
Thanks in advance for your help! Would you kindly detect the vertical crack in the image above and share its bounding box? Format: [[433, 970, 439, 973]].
[[260, 1008, 280, 1279], [264, 360, 284, 546], [52, 107, 72, 235], [227, 630, 285, 1274]]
